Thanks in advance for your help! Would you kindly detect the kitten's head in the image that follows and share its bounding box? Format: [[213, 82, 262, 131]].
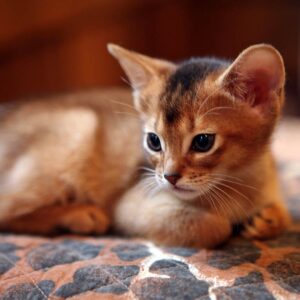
[[108, 44, 285, 200]]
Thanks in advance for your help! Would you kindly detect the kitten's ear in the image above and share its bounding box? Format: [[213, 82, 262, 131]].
[[107, 44, 175, 90], [219, 44, 285, 111]]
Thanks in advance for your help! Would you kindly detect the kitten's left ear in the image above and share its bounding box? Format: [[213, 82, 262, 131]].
[[108, 44, 175, 90], [219, 44, 285, 112]]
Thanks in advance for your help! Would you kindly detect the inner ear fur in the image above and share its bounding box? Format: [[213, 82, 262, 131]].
[[108, 43, 175, 91], [219, 44, 285, 110]]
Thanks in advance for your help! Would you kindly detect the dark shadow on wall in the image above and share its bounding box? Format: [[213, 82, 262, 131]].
[[0, 0, 299, 114]]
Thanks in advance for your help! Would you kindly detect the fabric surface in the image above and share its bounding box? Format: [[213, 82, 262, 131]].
[[0, 119, 299, 300]]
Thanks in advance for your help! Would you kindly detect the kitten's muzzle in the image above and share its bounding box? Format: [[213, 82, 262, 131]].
[[164, 173, 181, 185]]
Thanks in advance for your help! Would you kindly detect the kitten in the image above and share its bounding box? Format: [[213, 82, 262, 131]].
[[109, 43, 290, 247], [0, 44, 290, 248]]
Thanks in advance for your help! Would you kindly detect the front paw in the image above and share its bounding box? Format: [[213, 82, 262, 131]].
[[60, 205, 110, 234], [242, 204, 290, 240]]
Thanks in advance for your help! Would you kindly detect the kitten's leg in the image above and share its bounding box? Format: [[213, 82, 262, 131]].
[[0, 181, 67, 221], [58, 204, 110, 234], [114, 184, 231, 248], [0, 203, 110, 235], [241, 167, 290, 240], [242, 201, 290, 239]]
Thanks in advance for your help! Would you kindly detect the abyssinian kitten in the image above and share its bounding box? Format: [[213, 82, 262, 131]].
[[0, 44, 290, 248]]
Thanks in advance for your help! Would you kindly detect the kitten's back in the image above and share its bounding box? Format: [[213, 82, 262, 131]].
[[0, 88, 143, 221]]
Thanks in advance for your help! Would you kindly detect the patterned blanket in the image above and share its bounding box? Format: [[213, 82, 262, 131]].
[[0, 120, 299, 300]]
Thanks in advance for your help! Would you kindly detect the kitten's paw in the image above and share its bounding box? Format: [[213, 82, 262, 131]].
[[60, 205, 110, 234], [242, 204, 290, 240]]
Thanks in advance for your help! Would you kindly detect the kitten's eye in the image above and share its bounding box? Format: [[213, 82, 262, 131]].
[[147, 133, 162, 152], [191, 134, 215, 152]]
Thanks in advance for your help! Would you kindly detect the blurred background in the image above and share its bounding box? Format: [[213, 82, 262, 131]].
[[0, 0, 299, 114]]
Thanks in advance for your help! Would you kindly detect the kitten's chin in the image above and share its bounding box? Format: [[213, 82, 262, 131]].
[[168, 186, 201, 201]]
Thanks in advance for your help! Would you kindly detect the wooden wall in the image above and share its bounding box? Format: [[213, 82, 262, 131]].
[[0, 0, 299, 113]]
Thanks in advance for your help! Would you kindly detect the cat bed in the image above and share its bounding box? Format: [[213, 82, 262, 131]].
[[0, 119, 299, 299]]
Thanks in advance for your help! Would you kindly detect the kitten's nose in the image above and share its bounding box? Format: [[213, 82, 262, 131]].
[[164, 173, 181, 185]]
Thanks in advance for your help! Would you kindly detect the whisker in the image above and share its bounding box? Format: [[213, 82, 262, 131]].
[[138, 177, 160, 196], [138, 177, 156, 185], [199, 106, 236, 120], [141, 174, 156, 178], [138, 166, 156, 173], [143, 180, 161, 197], [211, 184, 249, 218], [215, 181, 251, 203], [110, 99, 136, 111], [213, 190, 233, 216], [148, 185, 162, 198], [196, 74, 241, 115], [209, 175, 258, 190], [186, 180, 235, 217], [210, 185, 233, 215], [214, 182, 250, 215], [194, 73, 247, 128], [218, 179, 257, 191], [197, 83, 225, 114], [114, 111, 140, 119], [209, 173, 244, 182], [206, 188, 221, 216]]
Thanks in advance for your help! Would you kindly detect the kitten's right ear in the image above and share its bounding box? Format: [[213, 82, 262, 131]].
[[218, 44, 285, 113], [107, 44, 175, 91]]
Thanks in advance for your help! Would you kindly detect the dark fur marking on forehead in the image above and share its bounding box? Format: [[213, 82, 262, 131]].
[[161, 57, 229, 124], [167, 57, 229, 95], [165, 105, 180, 123]]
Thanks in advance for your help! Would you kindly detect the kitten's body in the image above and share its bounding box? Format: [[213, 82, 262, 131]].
[[0, 45, 290, 247], [0, 89, 143, 233]]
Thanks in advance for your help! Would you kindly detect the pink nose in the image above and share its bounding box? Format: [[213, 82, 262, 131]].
[[164, 173, 181, 185]]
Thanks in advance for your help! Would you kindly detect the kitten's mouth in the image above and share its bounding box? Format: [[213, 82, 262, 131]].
[[167, 184, 201, 200], [172, 186, 196, 193]]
